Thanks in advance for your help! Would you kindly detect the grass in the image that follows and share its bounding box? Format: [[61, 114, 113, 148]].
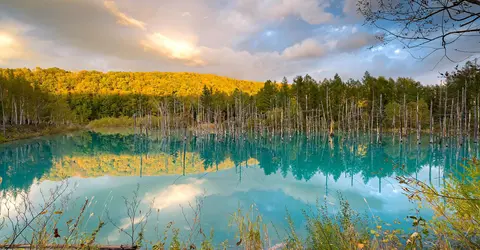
[[87, 116, 165, 129], [1, 115, 204, 143], [87, 116, 136, 128], [0, 195, 408, 249]]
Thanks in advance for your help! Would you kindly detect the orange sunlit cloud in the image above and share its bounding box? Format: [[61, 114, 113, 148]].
[[0, 32, 25, 64], [141, 33, 205, 66], [104, 0, 146, 30]]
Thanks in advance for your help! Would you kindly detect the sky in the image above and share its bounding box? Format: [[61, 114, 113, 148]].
[[0, 0, 477, 84]]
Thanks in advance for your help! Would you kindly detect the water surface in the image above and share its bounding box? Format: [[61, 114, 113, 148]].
[[0, 131, 474, 246]]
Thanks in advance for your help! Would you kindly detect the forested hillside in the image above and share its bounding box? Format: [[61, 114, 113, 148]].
[[0, 68, 263, 127], [0, 61, 479, 144]]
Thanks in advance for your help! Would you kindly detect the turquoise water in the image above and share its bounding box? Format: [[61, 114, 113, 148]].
[[0, 131, 475, 247]]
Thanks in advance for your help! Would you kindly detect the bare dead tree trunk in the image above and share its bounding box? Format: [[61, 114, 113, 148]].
[[280, 108, 284, 139], [450, 98, 454, 144], [430, 99, 434, 144], [0, 85, 5, 137], [464, 84, 468, 140], [326, 87, 329, 134], [349, 100, 353, 140], [457, 92, 462, 146], [460, 89, 464, 146], [294, 102, 300, 136], [320, 99, 327, 135], [416, 93, 420, 144], [443, 88, 448, 142], [475, 96, 478, 143], [305, 95, 308, 135], [356, 104, 360, 140], [378, 94, 383, 144], [403, 94, 407, 141], [393, 104, 396, 137], [19, 97, 24, 125], [439, 88, 442, 143], [273, 98, 277, 136], [13, 96, 18, 125], [370, 95, 375, 143]]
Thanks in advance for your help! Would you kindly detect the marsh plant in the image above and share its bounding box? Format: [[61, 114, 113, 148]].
[[107, 184, 153, 248], [0, 181, 106, 249], [397, 158, 480, 249], [230, 205, 269, 250]]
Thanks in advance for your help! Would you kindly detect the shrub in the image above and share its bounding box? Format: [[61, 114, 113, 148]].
[[398, 158, 480, 249]]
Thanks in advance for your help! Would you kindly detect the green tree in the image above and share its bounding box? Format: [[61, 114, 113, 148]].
[[256, 80, 277, 113]]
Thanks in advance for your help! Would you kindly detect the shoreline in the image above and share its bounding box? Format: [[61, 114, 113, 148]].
[[0, 121, 469, 145], [0, 125, 85, 144]]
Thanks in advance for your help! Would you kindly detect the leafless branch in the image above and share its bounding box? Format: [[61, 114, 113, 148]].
[[358, 0, 480, 64]]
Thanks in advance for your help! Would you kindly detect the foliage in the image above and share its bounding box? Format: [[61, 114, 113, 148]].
[[230, 205, 267, 250], [0, 181, 105, 249], [398, 158, 480, 249], [300, 197, 367, 249], [0, 68, 263, 127], [87, 116, 135, 128], [256, 80, 277, 112], [384, 101, 401, 127], [86, 116, 164, 129]]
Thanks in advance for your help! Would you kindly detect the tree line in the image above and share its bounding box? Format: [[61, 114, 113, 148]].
[[0, 61, 479, 144]]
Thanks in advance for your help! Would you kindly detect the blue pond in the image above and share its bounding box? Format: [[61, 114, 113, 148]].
[[0, 131, 474, 246]]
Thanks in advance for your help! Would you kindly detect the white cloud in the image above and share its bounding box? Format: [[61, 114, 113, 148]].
[[269, 0, 333, 24], [144, 179, 205, 211], [334, 32, 380, 52], [343, 0, 359, 16], [235, 0, 333, 25], [104, 0, 146, 30], [221, 10, 259, 33], [282, 38, 326, 59]]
